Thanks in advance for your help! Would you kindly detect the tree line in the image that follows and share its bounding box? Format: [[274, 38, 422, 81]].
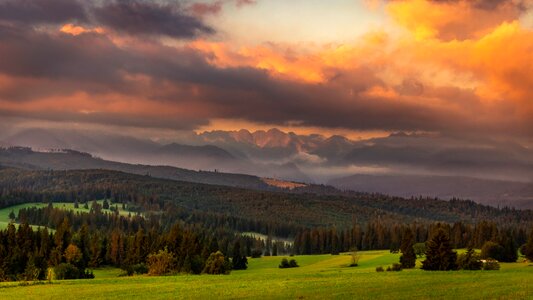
[[293, 220, 530, 255]]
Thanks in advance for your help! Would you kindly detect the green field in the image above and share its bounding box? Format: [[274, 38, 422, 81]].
[[0, 201, 135, 230], [1, 251, 532, 299]]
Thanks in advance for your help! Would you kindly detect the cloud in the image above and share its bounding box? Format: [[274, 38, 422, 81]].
[[0, 0, 214, 39], [386, 0, 524, 40], [60, 24, 105, 36], [0, 0, 88, 25], [0, 0, 530, 143], [189, 1, 224, 16], [92, 0, 214, 38], [187, 0, 257, 17], [235, 0, 256, 7]]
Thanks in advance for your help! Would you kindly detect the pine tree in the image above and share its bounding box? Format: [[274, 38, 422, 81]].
[[272, 243, 278, 256], [499, 232, 518, 262], [523, 228, 533, 261], [232, 240, 248, 270], [422, 228, 457, 271], [399, 227, 416, 268]]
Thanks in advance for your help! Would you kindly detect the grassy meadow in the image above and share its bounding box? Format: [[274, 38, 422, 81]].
[[0, 251, 532, 299]]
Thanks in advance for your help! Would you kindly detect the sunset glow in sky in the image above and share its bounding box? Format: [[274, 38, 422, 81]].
[[0, 0, 531, 143]]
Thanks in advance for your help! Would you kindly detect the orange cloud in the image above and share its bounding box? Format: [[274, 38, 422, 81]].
[[60, 24, 104, 36], [395, 21, 533, 109], [386, 0, 522, 40], [190, 30, 391, 84], [190, 41, 326, 83]]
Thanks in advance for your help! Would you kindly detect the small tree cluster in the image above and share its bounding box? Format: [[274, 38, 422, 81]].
[[203, 251, 232, 275], [480, 238, 517, 263], [457, 248, 482, 270], [147, 248, 175, 276], [279, 258, 299, 268]]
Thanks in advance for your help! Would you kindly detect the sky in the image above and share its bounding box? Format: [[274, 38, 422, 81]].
[[0, 0, 531, 144]]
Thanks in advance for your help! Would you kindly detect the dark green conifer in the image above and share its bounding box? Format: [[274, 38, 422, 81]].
[[399, 227, 416, 269], [422, 228, 457, 271]]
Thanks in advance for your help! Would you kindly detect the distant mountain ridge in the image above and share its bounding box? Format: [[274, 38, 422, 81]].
[[4, 128, 310, 182], [330, 174, 533, 209], [2, 127, 532, 209], [0, 146, 270, 190]]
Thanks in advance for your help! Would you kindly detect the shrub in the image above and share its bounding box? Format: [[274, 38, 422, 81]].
[[390, 263, 402, 271], [53, 263, 80, 280], [349, 248, 360, 267], [481, 241, 504, 262], [376, 266, 384, 272], [483, 259, 500, 271], [122, 264, 149, 276], [147, 248, 176, 276], [82, 270, 95, 279], [203, 251, 231, 275], [22, 262, 40, 281], [122, 265, 134, 276], [190, 255, 206, 275], [457, 248, 483, 270], [279, 258, 299, 268], [133, 263, 148, 275], [251, 249, 262, 258], [289, 259, 299, 268], [279, 258, 290, 268]]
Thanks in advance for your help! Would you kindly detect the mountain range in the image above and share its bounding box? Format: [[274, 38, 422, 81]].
[[1, 127, 532, 208]]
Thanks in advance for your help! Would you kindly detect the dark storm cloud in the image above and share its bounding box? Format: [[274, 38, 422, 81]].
[[0, 24, 128, 88], [0, 0, 214, 39], [92, 0, 214, 38], [0, 0, 88, 24]]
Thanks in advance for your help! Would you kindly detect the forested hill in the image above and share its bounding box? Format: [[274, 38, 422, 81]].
[[0, 168, 531, 229], [0, 147, 269, 190]]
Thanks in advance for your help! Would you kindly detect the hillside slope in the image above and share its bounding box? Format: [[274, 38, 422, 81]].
[[330, 174, 533, 209], [1, 168, 531, 228], [0, 147, 269, 190]]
